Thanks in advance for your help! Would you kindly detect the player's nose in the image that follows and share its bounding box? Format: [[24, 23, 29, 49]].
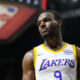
[[40, 21, 46, 28]]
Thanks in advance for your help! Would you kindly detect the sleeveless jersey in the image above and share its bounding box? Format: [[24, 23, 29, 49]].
[[34, 42, 77, 80]]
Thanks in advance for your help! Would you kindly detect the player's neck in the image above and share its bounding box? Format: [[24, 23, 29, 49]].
[[44, 32, 64, 50]]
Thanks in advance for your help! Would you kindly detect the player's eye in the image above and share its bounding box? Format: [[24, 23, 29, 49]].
[[43, 18, 51, 22]]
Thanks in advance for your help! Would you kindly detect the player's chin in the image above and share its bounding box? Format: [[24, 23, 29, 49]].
[[41, 32, 49, 39]]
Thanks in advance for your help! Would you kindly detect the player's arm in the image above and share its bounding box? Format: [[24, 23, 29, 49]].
[[22, 50, 35, 80], [76, 47, 80, 80]]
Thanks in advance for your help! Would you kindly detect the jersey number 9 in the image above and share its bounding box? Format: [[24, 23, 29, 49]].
[[54, 71, 62, 80]]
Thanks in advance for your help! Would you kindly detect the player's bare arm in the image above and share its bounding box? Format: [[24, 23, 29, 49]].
[[22, 50, 35, 80], [76, 47, 80, 80]]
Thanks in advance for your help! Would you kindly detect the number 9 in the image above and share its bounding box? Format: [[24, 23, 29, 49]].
[[54, 71, 62, 80]]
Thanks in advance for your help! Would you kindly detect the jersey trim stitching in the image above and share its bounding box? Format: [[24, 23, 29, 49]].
[[41, 42, 67, 53], [72, 45, 77, 64], [34, 47, 37, 68]]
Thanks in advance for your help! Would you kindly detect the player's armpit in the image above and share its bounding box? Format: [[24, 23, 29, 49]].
[[22, 50, 35, 80], [76, 47, 80, 80]]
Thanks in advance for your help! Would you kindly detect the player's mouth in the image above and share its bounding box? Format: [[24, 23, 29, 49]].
[[41, 28, 47, 33]]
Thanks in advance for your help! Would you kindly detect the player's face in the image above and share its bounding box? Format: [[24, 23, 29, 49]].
[[37, 12, 61, 39]]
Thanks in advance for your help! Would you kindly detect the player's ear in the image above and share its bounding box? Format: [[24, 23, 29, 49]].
[[58, 19, 62, 29]]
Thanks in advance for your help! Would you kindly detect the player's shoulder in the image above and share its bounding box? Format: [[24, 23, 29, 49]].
[[22, 49, 34, 64], [23, 44, 42, 61], [65, 42, 77, 49], [22, 49, 34, 71], [66, 42, 77, 50], [66, 42, 80, 58], [66, 42, 75, 46], [24, 49, 34, 59]]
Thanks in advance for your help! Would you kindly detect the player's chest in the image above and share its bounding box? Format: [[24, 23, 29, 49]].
[[36, 51, 76, 72]]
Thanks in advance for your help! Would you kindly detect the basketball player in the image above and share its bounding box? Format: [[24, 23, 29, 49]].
[[22, 10, 80, 80]]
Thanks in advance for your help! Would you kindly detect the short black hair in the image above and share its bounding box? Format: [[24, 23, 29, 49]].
[[39, 10, 63, 22]]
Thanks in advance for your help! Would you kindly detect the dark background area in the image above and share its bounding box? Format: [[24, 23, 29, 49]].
[[0, 0, 80, 80]]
